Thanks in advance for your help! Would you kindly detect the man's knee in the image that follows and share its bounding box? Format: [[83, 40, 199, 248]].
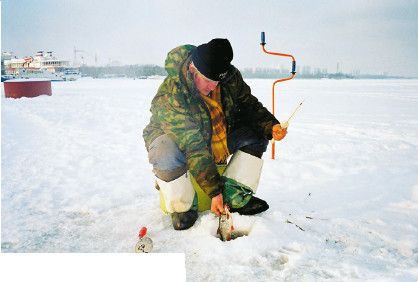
[[154, 166, 187, 182], [147, 134, 187, 182], [239, 138, 269, 158], [228, 127, 269, 158]]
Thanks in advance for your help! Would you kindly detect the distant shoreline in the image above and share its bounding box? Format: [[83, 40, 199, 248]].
[[77, 65, 415, 80]]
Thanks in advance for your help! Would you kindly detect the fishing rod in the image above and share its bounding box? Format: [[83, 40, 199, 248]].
[[260, 32, 297, 159], [280, 99, 305, 129]]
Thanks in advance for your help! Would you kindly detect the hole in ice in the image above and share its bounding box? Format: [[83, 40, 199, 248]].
[[230, 230, 249, 240], [216, 229, 250, 241], [216, 211, 254, 241]]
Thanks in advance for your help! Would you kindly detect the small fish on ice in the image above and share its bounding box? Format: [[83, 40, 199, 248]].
[[217, 205, 235, 241]]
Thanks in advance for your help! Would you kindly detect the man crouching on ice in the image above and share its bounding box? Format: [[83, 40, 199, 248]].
[[143, 38, 287, 230]]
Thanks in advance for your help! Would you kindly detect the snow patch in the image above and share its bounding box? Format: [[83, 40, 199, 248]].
[[2, 78, 418, 281]]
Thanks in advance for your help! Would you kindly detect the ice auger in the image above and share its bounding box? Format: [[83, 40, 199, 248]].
[[260, 32, 297, 159]]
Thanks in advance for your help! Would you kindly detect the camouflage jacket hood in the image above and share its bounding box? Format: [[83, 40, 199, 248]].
[[164, 44, 195, 78], [143, 45, 279, 198]]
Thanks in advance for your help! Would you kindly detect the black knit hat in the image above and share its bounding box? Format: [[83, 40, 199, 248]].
[[192, 38, 233, 81]]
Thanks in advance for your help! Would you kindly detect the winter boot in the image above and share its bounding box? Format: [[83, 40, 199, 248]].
[[229, 196, 269, 215], [222, 150, 267, 213], [171, 210, 199, 230], [223, 150, 263, 194], [155, 171, 199, 230], [156, 172, 196, 214]]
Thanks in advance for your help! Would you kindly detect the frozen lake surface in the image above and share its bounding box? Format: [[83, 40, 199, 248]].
[[2, 78, 418, 281]]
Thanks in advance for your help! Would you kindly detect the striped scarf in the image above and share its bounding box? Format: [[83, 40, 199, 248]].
[[200, 86, 230, 164]]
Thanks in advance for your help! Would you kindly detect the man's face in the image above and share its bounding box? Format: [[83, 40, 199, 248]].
[[190, 65, 219, 96]]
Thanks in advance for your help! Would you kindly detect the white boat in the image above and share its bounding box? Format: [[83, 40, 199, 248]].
[[3, 51, 81, 81]]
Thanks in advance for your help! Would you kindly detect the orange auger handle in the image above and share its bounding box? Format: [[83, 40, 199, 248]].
[[260, 32, 297, 160]]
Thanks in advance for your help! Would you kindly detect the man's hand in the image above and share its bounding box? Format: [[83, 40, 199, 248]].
[[272, 124, 288, 141], [211, 193, 224, 216]]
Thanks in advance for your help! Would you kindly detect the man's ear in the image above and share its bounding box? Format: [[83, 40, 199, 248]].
[[189, 62, 196, 75]]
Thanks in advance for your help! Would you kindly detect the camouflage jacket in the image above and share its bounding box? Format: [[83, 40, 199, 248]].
[[143, 45, 279, 198]]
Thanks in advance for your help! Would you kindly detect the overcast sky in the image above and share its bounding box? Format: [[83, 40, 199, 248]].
[[2, 0, 418, 76]]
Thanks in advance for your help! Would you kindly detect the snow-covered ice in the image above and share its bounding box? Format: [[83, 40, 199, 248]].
[[2, 78, 418, 281]]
